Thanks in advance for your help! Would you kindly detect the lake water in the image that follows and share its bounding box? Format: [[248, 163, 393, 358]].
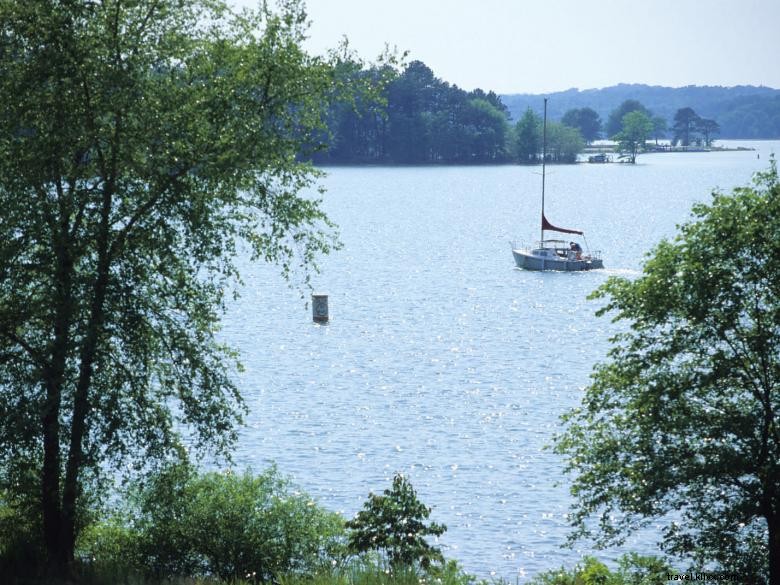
[[221, 141, 778, 581]]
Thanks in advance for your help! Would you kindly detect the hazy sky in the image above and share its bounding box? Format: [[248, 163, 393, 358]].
[[229, 0, 780, 94]]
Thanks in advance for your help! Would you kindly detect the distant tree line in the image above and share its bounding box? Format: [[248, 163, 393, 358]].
[[312, 60, 775, 165], [502, 84, 780, 139], [312, 60, 583, 165], [596, 100, 722, 162], [313, 60, 508, 164]]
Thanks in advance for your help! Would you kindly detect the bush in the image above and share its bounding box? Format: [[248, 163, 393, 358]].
[[528, 554, 671, 585], [77, 463, 345, 582], [135, 463, 345, 581], [346, 474, 446, 572], [77, 513, 143, 581], [0, 483, 45, 583], [278, 557, 479, 585]]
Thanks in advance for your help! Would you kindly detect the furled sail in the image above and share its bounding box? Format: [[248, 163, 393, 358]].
[[542, 213, 583, 236]]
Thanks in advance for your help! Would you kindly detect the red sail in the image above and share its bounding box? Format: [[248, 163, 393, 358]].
[[542, 213, 583, 236]]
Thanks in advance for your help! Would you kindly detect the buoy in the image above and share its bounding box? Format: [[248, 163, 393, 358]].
[[312, 293, 329, 323]]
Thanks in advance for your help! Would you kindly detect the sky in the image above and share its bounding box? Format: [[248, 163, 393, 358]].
[[229, 0, 780, 95]]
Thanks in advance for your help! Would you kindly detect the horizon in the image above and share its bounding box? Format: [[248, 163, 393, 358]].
[[497, 82, 780, 97], [229, 0, 780, 95]]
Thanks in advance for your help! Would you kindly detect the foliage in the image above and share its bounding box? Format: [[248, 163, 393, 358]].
[[561, 107, 602, 143], [717, 93, 780, 138], [502, 85, 780, 139], [0, 0, 340, 576], [315, 59, 514, 164], [276, 557, 479, 585], [76, 463, 345, 582], [512, 110, 583, 164], [318, 59, 628, 164], [612, 111, 653, 163], [546, 122, 586, 164], [651, 116, 668, 144], [671, 107, 701, 146], [346, 474, 446, 572], [0, 486, 44, 582], [385, 61, 511, 164], [662, 107, 720, 147], [696, 118, 720, 146], [75, 513, 143, 584], [528, 554, 671, 585], [315, 43, 404, 164], [281, 557, 479, 585], [605, 99, 652, 138], [555, 161, 780, 584], [514, 108, 542, 163]]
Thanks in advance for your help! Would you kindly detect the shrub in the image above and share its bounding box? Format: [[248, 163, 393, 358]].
[[278, 557, 479, 585], [76, 463, 345, 582], [0, 481, 45, 583], [528, 554, 671, 585], [76, 513, 143, 579], [346, 474, 446, 572], [132, 463, 345, 582]]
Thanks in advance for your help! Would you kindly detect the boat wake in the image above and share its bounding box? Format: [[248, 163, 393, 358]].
[[601, 267, 642, 277]]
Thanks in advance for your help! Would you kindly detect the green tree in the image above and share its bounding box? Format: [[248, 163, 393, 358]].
[[651, 115, 668, 145], [0, 0, 338, 577], [515, 107, 542, 163], [555, 162, 780, 584], [386, 60, 438, 162], [460, 98, 510, 162], [672, 106, 701, 146], [317, 56, 393, 164], [546, 122, 585, 163], [605, 99, 651, 138], [126, 464, 344, 581], [561, 107, 602, 143], [697, 117, 720, 147], [530, 554, 671, 585], [612, 111, 653, 163], [346, 473, 446, 572]]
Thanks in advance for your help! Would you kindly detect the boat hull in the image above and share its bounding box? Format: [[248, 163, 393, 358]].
[[512, 249, 603, 271]]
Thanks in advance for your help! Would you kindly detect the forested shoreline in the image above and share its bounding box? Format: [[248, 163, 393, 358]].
[[2, 0, 777, 583], [312, 58, 780, 165], [502, 84, 780, 139]]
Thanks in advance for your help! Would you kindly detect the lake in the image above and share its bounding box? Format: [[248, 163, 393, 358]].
[[221, 141, 777, 581]]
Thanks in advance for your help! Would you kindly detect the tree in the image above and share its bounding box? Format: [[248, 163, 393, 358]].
[[605, 99, 651, 138], [672, 107, 701, 146], [386, 60, 438, 163], [0, 0, 338, 578], [697, 118, 720, 147], [546, 122, 585, 163], [317, 57, 393, 164], [129, 464, 343, 581], [556, 161, 780, 584], [515, 107, 542, 163], [460, 98, 510, 162], [346, 474, 446, 571], [561, 107, 602, 143], [651, 116, 668, 145], [612, 110, 653, 163], [529, 555, 671, 585]]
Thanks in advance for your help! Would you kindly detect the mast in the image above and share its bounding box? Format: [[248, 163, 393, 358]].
[[540, 98, 547, 244]]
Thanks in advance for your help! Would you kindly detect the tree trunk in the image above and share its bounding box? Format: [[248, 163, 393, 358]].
[[42, 378, 63, 575], [43, 205, 76, 577], [769, 511, 779, 585], [58, 178, 114, 574]]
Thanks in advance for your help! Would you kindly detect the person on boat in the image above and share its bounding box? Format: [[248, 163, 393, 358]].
[[569, 241, 582, 259]]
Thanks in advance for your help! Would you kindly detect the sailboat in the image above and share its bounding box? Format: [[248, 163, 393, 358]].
[[511, 98, 603, 271]]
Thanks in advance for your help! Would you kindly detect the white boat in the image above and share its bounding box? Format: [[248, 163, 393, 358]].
[[512, 98, 603, 272], [512, 238, 603, 271]]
